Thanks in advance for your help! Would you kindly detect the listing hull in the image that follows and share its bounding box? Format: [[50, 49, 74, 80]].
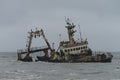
[[36, 54, 113, 63]]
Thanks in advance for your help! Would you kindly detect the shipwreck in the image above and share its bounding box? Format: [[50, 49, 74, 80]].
[[17, 18, 113, 62]]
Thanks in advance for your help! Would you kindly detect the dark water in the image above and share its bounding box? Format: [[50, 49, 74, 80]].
[[0, 52, 120, 80]]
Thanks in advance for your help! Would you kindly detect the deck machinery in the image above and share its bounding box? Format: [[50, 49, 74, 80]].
[[17, 29, 56, 62]]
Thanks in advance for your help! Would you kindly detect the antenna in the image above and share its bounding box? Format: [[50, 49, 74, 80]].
[[78, 25, 82, 41], [65, 16, 67, 22], [36, 27, 37, 31], [65, 16, 68, 24], [59, 34, 61, 42], [65, 17, 71, 24], [52, 42, 55, 49]]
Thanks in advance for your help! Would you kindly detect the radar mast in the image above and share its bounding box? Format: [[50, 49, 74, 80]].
[[65, 18, 76, 44]]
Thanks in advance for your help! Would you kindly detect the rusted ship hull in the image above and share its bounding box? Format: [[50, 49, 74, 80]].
[[19, 56, 112, 63], [36, 54, 113, 63]]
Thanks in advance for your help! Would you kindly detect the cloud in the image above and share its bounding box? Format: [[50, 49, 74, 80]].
[[0, 0, 120, 52]]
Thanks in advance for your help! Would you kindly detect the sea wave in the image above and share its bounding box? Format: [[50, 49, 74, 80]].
[[0, 52, 120, 80]]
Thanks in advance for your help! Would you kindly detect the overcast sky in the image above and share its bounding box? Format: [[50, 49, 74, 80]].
[[0, 0, 120, 52]]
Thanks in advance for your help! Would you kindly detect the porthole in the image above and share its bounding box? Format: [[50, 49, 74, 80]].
[[76, 48, 78, 50], [81, 47, 82, 49], [73, 48, 75, 51], [68, 49, 70, 52], [65, 50, 67, 52]]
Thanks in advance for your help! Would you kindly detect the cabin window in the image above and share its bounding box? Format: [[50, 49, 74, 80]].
[[73, 48, 75, 51], [83, 46, 85, 49], [81, 47, 83, 49], [65, 50, 67, 52], [77, 48, 79, 50], [76, 48, 78, 50], [68, 49, 70, 52]]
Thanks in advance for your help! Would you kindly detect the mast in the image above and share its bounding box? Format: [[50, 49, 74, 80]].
[[27, 31, 33, 52], [65, 18, 76, 44], [78, 25, 82, 41]]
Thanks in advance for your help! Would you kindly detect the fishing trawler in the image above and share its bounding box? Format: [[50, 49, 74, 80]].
[[17, 18, 113, 62]]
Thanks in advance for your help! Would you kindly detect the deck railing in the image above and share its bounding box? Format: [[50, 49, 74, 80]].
[[17, 46, 49, 54]]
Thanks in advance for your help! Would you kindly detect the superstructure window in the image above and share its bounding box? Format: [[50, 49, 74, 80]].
[[81, 47, 83, 49], [83, 46, 85, 49], [76, 48, 78, 50], [73, 48, 75, 51], [68, 49, 70, 52], [76, 48, 79, 50], [65, 50, 67, 52]]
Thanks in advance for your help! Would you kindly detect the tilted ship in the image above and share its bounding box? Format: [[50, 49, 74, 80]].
[[17, 18, 113, 62]]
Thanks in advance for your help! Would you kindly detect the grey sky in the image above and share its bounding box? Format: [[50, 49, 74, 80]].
[[0, 0, 120, 52]]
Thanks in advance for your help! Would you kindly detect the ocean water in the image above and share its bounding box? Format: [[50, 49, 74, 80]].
[[0, 52, 120, 80]]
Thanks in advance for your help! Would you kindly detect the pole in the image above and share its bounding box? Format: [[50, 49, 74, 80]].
[[59, 34, 61, 42], [78, 25, 82, 41]]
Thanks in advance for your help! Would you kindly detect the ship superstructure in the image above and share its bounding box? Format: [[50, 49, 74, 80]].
[[59, 19, 92, 61]]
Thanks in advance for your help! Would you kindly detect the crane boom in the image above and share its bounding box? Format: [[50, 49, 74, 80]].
[[24, 28, 53, 59], [41, 29, 52, 51]]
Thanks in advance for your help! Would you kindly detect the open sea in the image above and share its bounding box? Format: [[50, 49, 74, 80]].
[[0, 52, 120, 80]]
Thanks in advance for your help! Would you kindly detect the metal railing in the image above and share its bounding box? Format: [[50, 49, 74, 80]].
[[17, 46, 48, 54]]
